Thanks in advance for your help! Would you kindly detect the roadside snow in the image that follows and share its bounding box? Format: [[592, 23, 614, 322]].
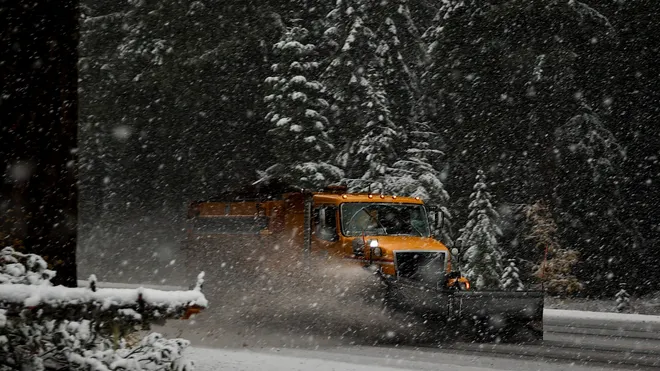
[[545, 295, 660, 315], [189, 348, 418, 371], [77, 280, 187, 291], [544, 308, 660, 334], [545, 308, 660, 324], [0, 283, 207, 309], [187, 346, 607, 371]]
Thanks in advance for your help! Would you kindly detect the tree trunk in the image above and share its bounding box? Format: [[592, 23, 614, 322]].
[[0, 0, 79, 286]]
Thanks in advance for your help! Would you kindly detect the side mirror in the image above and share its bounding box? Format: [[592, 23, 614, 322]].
[[427, 206, 443, 232], [437, 211, 444, 230], [450, 247, 460, 271], [428, 207, 444, 231]]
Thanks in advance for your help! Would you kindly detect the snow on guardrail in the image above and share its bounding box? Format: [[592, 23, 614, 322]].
[[544, 308, 660, 334], [77, 280, 188, 291], [0, 283, 208, 309]]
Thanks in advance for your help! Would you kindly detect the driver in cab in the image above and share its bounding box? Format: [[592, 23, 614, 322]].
[[352, 209, 380, 232]]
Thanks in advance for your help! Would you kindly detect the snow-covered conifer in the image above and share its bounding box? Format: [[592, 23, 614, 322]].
[[371, 0, 427, 125], [321, 1, 398, 192], [264, 26, 343, 188], [615, 283, 631, 313], [501, 259, 524, 291], [386, 121, 453, 245], [458, 170, 503, 289]]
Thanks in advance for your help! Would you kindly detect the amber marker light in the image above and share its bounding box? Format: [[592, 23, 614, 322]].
[[342, 194, 348, 199], [380, 194, 385, 199], [368, 194, 373, 199]]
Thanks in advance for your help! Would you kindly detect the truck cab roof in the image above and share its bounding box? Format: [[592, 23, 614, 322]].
[[312, 193, 425, 205]]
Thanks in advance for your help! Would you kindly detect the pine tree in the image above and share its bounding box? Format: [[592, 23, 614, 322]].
[[501, 260, 524, 291], [264, 26, 343, 188], [615, 283, 631, 313], [458, 170, 503, 289], [554, 110, 637, 296], [594, 2, 660, 294], [420, 0, 615, 206], [321, 0, 399, 192], [386, 121, 453, 246], [370, 0, 427, 125]]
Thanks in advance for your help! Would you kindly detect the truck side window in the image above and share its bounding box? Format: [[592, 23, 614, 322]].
[[314, 206, 338, 242]]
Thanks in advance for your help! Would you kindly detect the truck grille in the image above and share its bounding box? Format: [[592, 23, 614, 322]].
[[395, 251, 446, 287]]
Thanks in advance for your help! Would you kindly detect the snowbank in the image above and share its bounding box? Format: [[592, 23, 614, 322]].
[[545, 308, 660, 333], [77, 280, 188, 291], [545, 308, 660, 324], [0, 284, 207, 310]]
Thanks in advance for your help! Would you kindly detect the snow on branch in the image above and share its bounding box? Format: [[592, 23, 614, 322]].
[[568, 0, 614, 30], [0, 284, 207, 319]]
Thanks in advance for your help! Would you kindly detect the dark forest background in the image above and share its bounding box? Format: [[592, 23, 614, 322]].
[[75, 0, 659, 297]]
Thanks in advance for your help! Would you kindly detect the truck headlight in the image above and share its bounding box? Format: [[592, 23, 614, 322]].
[[372, 247, 382, 257], [369, 240, 379, 248]]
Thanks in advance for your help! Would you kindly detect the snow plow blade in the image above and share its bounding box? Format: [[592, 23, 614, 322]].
[[387, 280, 544, 342], [449, 290, 544, 341], [450, 290, 543, 324]]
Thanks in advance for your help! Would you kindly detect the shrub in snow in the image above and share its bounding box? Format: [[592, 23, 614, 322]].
[[524, 202, 582, 297], [501, 260, 524, 291], [537, 248, 582, 297], [615, 283, 631, 313], [0, 247, 206, 371], [1, 246, 55, 285]]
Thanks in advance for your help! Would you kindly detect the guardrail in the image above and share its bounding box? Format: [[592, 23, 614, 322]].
[[444, 309, 660, 369], [543, 308, 660, 357], [544, 308, 660, 333], [77, 279, 188, 291]]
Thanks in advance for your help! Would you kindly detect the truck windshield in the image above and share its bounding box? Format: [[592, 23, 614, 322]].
[[340, 203, 430, 237]]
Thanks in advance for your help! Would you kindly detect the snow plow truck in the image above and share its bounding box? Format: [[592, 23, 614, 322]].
[[184, 182, 543, 342]]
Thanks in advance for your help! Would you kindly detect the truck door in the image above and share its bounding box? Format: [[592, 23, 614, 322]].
[[312, 205, 340, 256]]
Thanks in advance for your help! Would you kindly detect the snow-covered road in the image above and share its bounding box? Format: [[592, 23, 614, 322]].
[[107, 280, 659, 370], [187, 345, 613, 371]]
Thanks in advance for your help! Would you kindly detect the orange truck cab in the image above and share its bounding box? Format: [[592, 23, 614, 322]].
[[186, 186, 469, 291]]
